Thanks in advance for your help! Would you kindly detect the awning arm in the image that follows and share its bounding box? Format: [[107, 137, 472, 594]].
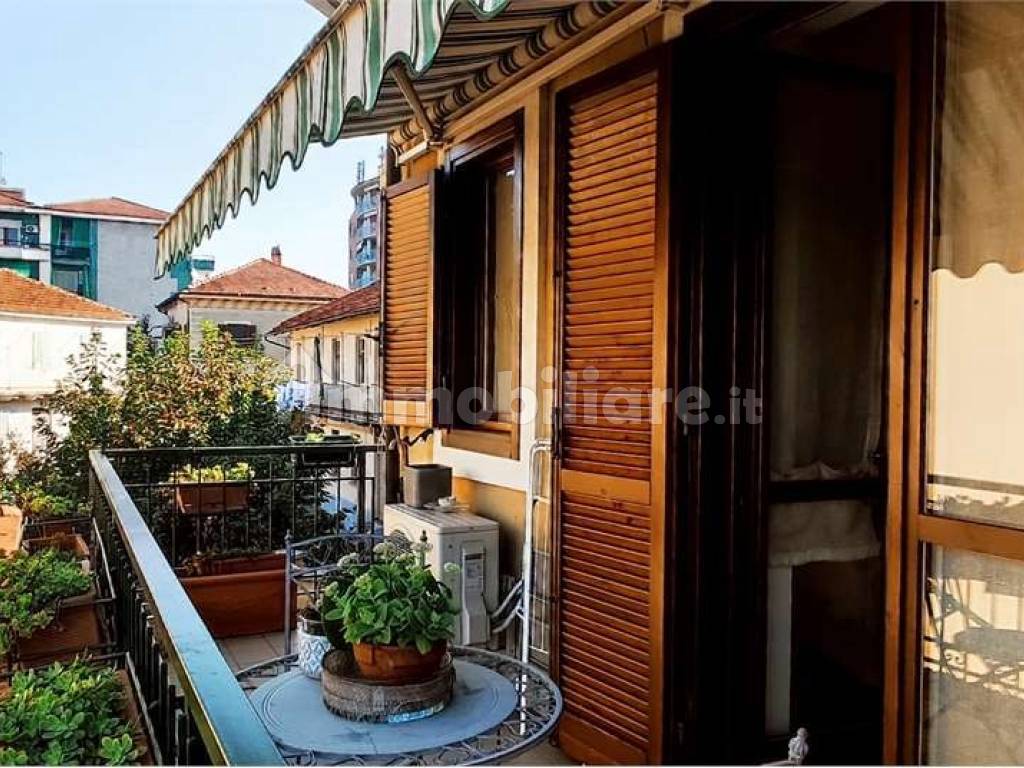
[[391, 65, 442, 145]]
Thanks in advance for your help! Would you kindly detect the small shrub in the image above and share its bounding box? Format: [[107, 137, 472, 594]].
[[0, 661, 139, 765], [0, 549, 91, 656]]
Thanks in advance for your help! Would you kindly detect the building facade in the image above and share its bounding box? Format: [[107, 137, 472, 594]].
[[158, 247, 347, 363], [347, 160, 379, 289], [0, 268, 132, 452], [0, 189, 197, 330], [271, 284, 380, 432], [157, 2, 1024, 765]]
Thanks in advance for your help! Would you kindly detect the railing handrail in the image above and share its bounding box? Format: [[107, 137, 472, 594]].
[[89, 450, 284, 766], [104, 442, 380, 457]]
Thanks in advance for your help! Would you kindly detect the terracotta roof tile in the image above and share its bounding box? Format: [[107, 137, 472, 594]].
[[44, 197, 168, 221], [174, 258, 347, 302], [0, 269, 133, 322], [0, 190, 30, 208], [271, 283, 379, 334]]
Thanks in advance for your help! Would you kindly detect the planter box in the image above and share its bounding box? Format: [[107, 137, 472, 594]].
[[24, 532, 91, 574], [289, 435, 360, 468], [16, 601, 104, 668], [177, 553, 295, 638], [0, 504, 23, 556], [175, 481, 250, 516]]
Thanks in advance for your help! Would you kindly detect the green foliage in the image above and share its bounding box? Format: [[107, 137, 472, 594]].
[[0, 549, 91, 656], [325, 546, 458, 654], [32, 322, 294, 500], [170, 462, 254, 483], [0, 661, 140, 765]]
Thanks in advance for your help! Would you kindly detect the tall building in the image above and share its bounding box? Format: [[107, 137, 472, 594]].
[[0, 187, 209, 330], [347, 160, 379, 289]]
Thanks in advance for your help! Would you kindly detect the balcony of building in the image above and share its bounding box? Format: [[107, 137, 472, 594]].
[[74, 443, 566, 765]]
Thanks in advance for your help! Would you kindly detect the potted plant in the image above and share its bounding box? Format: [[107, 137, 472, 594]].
[[325, 543, 459, 683], [0, 660, 148, 765], [0, 549, 93, 669], [16, 487, 85, 535], [289, 431, 360, 468], [171, 463, 253, 516], [175, 549, 294, 638]]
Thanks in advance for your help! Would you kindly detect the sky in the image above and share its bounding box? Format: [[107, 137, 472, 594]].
[[0, 0, 384, 288]]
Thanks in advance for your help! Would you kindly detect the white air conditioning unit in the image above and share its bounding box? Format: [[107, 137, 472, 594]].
[[383, 503, 499, 646], [22, 224, 38, 234]]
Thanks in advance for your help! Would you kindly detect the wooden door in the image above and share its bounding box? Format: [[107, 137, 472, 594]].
[[553, 59, 670, 765]]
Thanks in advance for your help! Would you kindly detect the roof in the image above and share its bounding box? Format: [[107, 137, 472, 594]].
[[0, 190, 30, 208], [0, 269, 133, 322], [161, 258, 347, 307], [44, 197, 168, 221], [271, 283, 380, 334]]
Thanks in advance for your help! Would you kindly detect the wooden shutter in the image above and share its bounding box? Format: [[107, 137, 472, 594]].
[[380, 172, 438, 427], [554, 65, 666, 765]]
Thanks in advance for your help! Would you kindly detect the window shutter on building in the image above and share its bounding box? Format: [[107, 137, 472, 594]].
[[555, 66, 666, 765], [380, 171, 440, 427]]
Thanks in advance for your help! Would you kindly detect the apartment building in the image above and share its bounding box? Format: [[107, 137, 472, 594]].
[[347, 161, 379, 289]]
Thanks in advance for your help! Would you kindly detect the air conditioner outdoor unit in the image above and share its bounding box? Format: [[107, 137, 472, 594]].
[[22, 224, 37, 234], [383, 503, 499, 646]]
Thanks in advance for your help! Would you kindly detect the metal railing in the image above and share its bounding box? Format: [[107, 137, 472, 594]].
[[89, 450, 284, 765], [105, 444, 382, 567]]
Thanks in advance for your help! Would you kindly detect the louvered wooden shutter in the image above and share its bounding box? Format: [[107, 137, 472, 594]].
[[380, 172, 438, 427], [555, 67, 666, 765]]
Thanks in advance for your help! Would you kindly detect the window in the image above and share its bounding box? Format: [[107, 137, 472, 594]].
[[217, 322, 257, 346], [440, 115, 522, 457], [332, 338, 342, 384], [918, 5, 1024, 763], [30, 332, 45, 371], [2, 227, 18, 246], [355, 336, 366, 385], [30, 408, 50, 453], [294, 341, 305, 381]]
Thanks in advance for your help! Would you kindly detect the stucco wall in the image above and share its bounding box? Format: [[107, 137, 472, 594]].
[[96, 219, 178, 326], [0, 314, 127, 450], [185, 305, 311, 364]]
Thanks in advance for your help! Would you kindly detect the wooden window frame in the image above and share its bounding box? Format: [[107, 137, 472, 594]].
[[439, 113, 524, 460]]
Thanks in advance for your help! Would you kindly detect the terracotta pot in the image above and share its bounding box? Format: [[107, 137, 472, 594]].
[[352, 641, 446, 683], [177, 553, 295, 638], [174, 482, 250, 516]]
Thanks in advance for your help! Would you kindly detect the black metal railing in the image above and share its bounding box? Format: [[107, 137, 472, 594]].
[[89, 450, 283, 765], [105, 444, 382, 567]]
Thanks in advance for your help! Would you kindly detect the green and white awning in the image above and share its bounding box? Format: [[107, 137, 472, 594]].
[[156, 0, 626, 275]]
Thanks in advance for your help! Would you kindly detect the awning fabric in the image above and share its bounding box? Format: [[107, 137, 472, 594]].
[[156, 0, 510, 276]]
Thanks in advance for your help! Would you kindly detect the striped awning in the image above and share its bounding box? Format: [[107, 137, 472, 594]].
[[156, 0, 626, 275]]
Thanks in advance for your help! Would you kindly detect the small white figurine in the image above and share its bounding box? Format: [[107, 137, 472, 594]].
[[788, 728, 809, 765]]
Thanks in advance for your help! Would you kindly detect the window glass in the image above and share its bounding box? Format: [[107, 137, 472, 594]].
[[927, 3, 1024, 529], [332, 338, 342, 384], [921, 545, 1024, 763], [445, 128, 521, 432]]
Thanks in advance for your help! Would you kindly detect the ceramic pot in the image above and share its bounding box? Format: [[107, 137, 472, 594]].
[[297, 610, 331, 679]]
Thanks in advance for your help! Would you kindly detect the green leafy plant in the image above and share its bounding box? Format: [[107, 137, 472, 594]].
[[0, 549, 91, 656], [170, 462, 254, 483], [326, 545, 459, 654], [0, 661, 140, 765]]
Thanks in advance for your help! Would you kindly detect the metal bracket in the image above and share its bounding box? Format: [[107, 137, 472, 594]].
[[391, 63, 442, 145]]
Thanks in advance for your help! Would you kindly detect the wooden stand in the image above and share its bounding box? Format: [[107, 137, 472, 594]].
[[321, 649, 454, 723]]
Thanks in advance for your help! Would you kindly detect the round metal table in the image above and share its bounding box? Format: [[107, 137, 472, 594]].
[[236, 647, 563, 765]]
